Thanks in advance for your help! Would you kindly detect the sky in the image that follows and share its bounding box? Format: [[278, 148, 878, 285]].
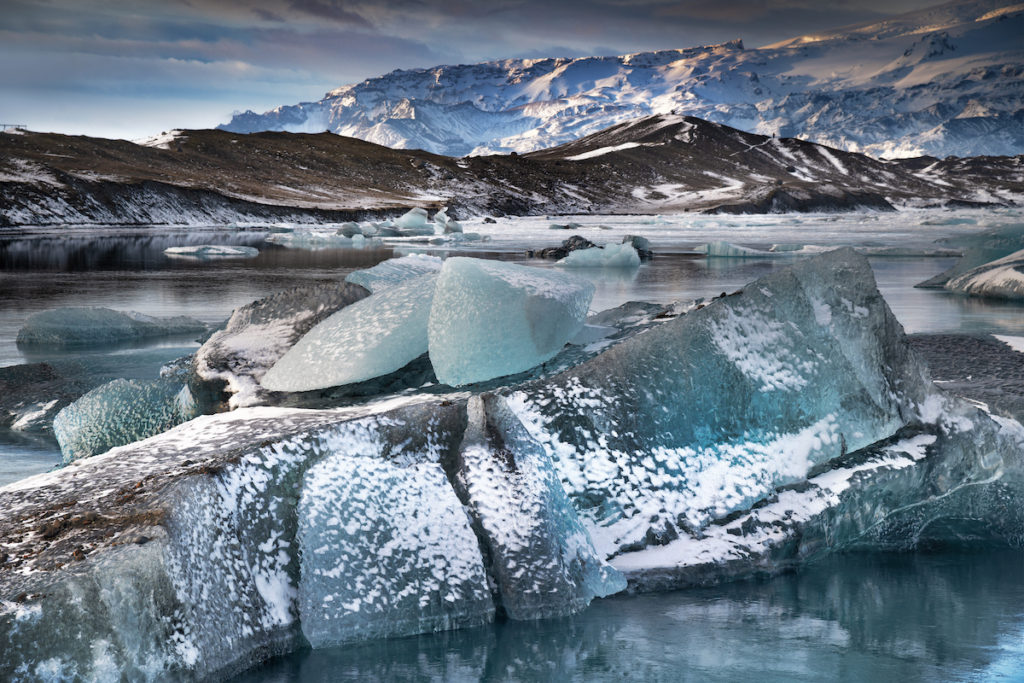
[[1, 0, 944, 139]]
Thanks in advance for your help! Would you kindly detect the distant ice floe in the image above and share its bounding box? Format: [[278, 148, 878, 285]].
[[164, 245, 259, 259]]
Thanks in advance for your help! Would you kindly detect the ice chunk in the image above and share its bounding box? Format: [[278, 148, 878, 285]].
[[557, 243, 640, 268], [344, 254, 443, 293], [163, 245, 259, 259], [265, 231, 382, 250], [393, 207, 433, 235], [944, 248, 1024, 301], [52, 377, 199, 461], [918, 223, 1024, 287], [261, 273, 436, 392], [433, 208, 463, 234], [16, 307, 207, 347], [428, 258, 594, 386], [298, 452, 493, 646], [504, 249, 933, 558], [453, 396, 625, 618], [194, 282, 369, 409]]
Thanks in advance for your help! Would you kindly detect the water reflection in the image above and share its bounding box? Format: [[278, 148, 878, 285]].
[[234, 553, 1024, 683]]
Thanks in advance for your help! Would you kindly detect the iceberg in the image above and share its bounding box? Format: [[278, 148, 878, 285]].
[[194, 282, 369, 408], [557, 243, 641, 268], [503, 249, 934, 557], [393, 207, 433, 235], [265, 231, 382, 250], [52, 377, 199, 461], [16, 307, 207, 347], [163, 245, 259, 259], [428, 258, 594, 386], [918, 223, 1024, 288], [261, 273, 437, 392], [344, 254, 443, 293], [298, 451, 493, 646], [454, 396, 625, 618], [944, 248, 1024, 301]]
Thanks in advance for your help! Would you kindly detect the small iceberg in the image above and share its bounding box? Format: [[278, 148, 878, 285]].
[[16, 307, 208, 347], [557, 243, 641, 268], [163, 245, 259, 259]]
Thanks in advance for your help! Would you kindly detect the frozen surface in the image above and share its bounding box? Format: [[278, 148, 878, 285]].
[[945, 248, 1024, 301], [195, 282, 369, 408], [163, 245, 259, 259], [504, 249, 933, 558], [52, 377, 199, 461], [428, 258, 594, 386], [261, 274, 436, 392], [299, 452, 493, 646], [16, 307, 207, 347], [558, 243, 641, 268], [344, 254, 443, 293], [456, 396, 625, 618]]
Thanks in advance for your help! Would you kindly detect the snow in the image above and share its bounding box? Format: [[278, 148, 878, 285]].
[[565, 142, 643, 160], [994, 335, 1024, 354], [134, 130, 186, 150]]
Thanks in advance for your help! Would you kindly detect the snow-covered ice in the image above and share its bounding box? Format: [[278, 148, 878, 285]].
[[164, 245, 259, 259], [344, 254, 443, 293]]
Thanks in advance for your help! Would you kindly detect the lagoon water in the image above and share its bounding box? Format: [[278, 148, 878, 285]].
[[2, 210, 1024, 680]]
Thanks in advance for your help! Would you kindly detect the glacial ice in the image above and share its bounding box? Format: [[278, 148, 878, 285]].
[[163, 245, 259, 259], [393, 207, 434, 235], [945, 248, 1024, 301], [52, 377, 199, 461], [503, 249, 933, 557], [261, 273, 437, 392], [918, 223, 1024, 287], [194, 282, 369, 408], [344, 254, 443, 293], [455, 396, 625, 618], [433, 208, 463, 234], [557, 243, 641, 268], [428, 258, 594, 386], [16, 307, 207, 347], [265, 230, 382, 250], [8, 249, 1024, 680], [298, 452, 493, 646]]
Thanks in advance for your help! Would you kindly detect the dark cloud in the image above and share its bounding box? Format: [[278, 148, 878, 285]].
[[0, 0, 943, 138]]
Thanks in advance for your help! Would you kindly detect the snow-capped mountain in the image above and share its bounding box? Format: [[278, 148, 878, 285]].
[[219, 0, 1024, 159]]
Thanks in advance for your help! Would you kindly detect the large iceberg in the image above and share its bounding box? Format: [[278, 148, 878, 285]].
[[52, 377, 199, 461], [16, 307, 207, 347], [428, 258, 594, 386], [344, 254, 443, 293], [261, 274, 436, 392], [5, 250, 1024, 680], [944, 248, 1024, 301], [195, 282, 369, 408], [502, 249, 933, 557], [917, 224, 1024, 288]]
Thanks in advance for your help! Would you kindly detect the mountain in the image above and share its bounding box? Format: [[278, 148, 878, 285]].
[[3, 114, 1022, 226], [219, 0, 1024, 160]]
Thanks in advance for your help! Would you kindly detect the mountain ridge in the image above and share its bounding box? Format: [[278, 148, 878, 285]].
[[219, 0, 1024, 160]]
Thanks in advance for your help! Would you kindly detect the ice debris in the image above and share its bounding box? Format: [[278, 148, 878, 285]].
[[261, 274, 437, 392], [163, 245, 259, 259], [195, 282, 369, 408], [945, 248, 1024, 301], [557, 243, 641, 268], [16, 307, 207, 347], [428, 258, 594, 386], [344, 254, 443, 293], [52, 377, 199, 461]]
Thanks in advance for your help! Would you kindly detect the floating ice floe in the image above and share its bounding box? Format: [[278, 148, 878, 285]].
[[557, 243, 641, 268], [265, 230, 383, 250], [945, 248, 1024, 301], [163, 245, 259, 259], [344, 254, 443, 293], [428, 257, 594, 386], [16, 307, 208, 347], [918, 224, 1024, 287], [261, 273, 437, 392]]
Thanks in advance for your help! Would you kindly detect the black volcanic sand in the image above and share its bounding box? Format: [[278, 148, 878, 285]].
[[909, 333, 1024, 422]]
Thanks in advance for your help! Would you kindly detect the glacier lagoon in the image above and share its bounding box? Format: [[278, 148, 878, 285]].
[[2, 208, 1024, 680]]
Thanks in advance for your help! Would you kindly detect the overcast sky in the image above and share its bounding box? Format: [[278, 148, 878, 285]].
[[1, 0, 943, 139]]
